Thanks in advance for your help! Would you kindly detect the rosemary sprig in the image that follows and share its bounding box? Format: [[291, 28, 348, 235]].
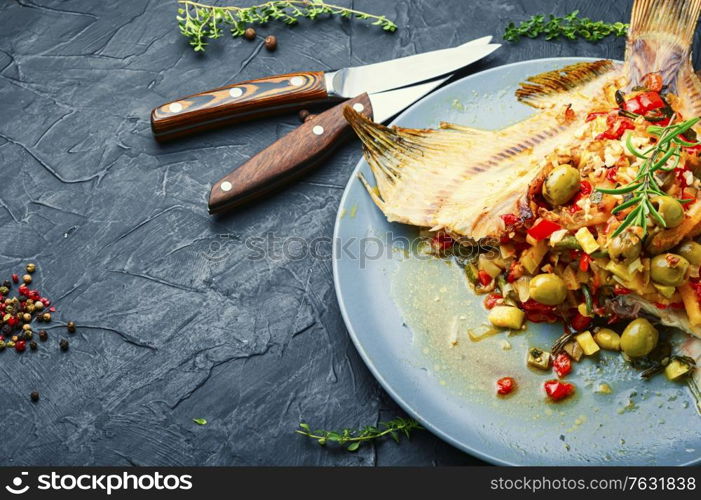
[[596, 116, 701, 239], [504, 10, 628, 43], [177, 1, 398, 52], [296, 417, 423, 451]]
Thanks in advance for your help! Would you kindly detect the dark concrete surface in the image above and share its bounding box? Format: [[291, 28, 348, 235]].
[[0, 0, 672, 466]]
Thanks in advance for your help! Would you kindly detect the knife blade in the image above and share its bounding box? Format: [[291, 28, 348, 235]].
[[151, 37, 499, 142], [208, 77, 450, 215]]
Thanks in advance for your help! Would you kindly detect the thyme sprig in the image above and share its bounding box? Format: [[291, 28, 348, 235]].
[[504, 10, 628, 43], [597, 116, 701, 239], [296, 417, 423, 451], [177, 1, 397, 52]]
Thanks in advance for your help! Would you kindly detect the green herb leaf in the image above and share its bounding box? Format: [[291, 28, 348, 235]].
[[504, 11, 628, 43], [193, 418, 207, 425], [295, 417, 423, 452], [177, 0, 397, 52]]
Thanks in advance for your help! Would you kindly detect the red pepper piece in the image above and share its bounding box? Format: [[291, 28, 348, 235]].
[[544, 380, 575, 401], [578, 253, 592, 272], [496, 377, 516, 396], [553, 353, 572, 378], [522, 299, 558, 323], [585, 111, 609, 122], [624, 91, 664, 115], [527, 220, 562, 241], [596, 115, 634, 140], [570, 312, 592, 332], [484, 293, 502, 309], [606, 166, 619, 183], [568, 180, 593, 213], [613, 285, 632, 295], [477, 270, 493, 287]]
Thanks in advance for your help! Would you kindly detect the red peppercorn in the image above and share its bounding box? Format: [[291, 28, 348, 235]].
[[544, 380, 575, 401], [11, 274, 18, 283], [553, 353, 572, 378], [496, 377, 516, 395], [18, 285, 29, 296], [7, 316, 19, 327], [15, 340, 26, 352]]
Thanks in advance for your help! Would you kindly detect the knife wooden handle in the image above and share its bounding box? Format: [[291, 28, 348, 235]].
[[208, 93, 373, 214], [151, 71, 330, 142]]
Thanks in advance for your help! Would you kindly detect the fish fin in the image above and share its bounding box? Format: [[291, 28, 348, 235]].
[[624, 0, 701, 92], [515, 60, 616, 109]]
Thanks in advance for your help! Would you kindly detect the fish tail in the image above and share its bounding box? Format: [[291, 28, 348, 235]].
[[625, 0, 701, 93]]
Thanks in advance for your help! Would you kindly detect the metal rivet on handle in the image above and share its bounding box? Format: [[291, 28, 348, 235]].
[[312, 125, 324, 136], [168, 102, 183, 113], [290, 76, 304, 87], [229, 87, 243, 98], [352, 103, 365, 113], [220, 181, 232, 192]]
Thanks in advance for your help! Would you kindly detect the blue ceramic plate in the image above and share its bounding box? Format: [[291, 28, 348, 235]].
[[333, 58, 701, 465]]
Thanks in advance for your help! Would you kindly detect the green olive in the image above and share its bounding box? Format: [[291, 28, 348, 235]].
[[542, 165, 581, 206], [650, 253, 690, 286], [620, 318, 659, 358], [676, 240, 701, 266], [607, 231, 642, 262], [651, 195, 684, 228], [528, 274, 567, 306], [593, 328, 621, 351]]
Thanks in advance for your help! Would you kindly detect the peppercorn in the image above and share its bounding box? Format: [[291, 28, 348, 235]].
[[22, 313, 31, 322], [22, 274, 31, 284], [67, 321, 76, 333], [5, 305, 14, 314], [264, 35, 277, 51], [22, 324, 31, 332], [29, 340, 37, 350], [6, 341, 14, 348], [0, 340, 5, 350], [25, 304, 34, 313], [59, 338, 69, 351], [11, 274, 18, 284], [15, 340, 26, 352], [30, 391, 39, 402], [2, 280, 11, 289], [26, 263, 36, 273], [25, 330, 32, 340], [0, 286, 8, 296], [42, 313, 51, 322], [244, 27, 256, 40], [1, 324, 11, 335], [298, 109, 311, 122], [38, 330, 48, 341], [11, 335, 18, 342], [34, 301, 44, 311]]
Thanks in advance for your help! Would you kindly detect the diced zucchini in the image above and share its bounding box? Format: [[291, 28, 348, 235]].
[[575, 227, 600, 254], [562, 266, 580, 290], [575, 331, 600, 356], [520, 240, 548, 275], [527, 347, 551, 370], [679, 283, 701, 327], [552, 235, 582, 250], [596, 383, 613, 394], [605, 260, 633, 282], [488, 306, 525, 330], [665, 359, 693, 381], [653, 283, 676, 299], [563, 341, 584, 362], [478, 254, 503, 278]]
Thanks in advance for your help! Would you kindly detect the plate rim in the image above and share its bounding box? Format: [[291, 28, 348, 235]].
[[331, 56, 701, 466]]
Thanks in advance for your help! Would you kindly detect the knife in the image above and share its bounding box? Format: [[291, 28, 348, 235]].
[[208, 77, 451, 214], [151, 36, 499, 142]]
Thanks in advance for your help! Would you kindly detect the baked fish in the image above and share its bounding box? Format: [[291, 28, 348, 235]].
[[346, 0, 701, 383]]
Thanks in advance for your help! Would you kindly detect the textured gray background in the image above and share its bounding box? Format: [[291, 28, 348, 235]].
[[0, 0, 667, 466]]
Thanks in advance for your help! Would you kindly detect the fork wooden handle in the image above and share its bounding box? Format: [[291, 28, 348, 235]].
[[151, 71, 330, 141], [208, 93, 373, 214]]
